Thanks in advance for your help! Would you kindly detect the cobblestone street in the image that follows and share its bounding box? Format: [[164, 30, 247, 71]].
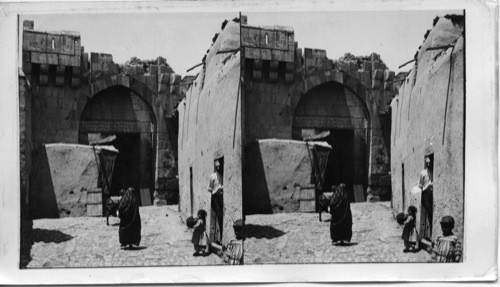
[[21, 205, 223, 268], [21, 202, 432, 268], [244, 202, 433, 264]]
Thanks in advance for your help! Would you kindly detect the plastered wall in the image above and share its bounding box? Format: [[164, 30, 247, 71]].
[[390, 17, 464, 239], [178, 21, 243, 244]]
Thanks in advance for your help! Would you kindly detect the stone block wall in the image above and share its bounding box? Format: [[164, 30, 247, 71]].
[[241, 24, 296, 146], [330, 55, 395, 199], [90, 53, 119, 81], [79, 89, 156, 196], [20, 20, 183, 216], [22, 21, 83, 90], [178, 20, 243, 245], [22, 21, 86, 149], [120, 58, 181, 118], [241, 17, 396, 201], [304, 48, 333, 75], [30, 83, 82, 146], [390, 16, 464, 240]]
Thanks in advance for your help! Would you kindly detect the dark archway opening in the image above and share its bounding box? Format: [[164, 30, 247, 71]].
[[322, 129, 355, 202], [292, 81, 369, 202], [109, 133, 141, 196], [79, 85, 155, 204]]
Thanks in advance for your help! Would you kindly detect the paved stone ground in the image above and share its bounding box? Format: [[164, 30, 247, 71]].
[[21, 202, 432, 268], [244, 202, 433, 264], [21, 205, 224, 268]]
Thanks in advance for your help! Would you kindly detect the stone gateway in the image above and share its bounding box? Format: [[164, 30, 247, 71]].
[[177, 16, 396, 245], [19, 21, 182, 219]]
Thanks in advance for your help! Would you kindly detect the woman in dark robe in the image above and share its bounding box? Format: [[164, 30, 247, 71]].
[[118, 187, 141, 249], [329, 184, 352, 245]]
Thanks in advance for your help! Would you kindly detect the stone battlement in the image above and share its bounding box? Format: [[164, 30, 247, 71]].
[[21, 20, 186, 107], [241, 22, 295, 84], [240, 18, 396, 97], [22, 20, 82, 88]]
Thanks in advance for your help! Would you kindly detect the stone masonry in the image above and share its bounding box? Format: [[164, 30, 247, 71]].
[[19, 20, 188, 218], [241, 17, 396, 204], [177, 16, 398, 246]]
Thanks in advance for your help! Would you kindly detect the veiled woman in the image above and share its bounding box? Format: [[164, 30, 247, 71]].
[[118, 187, 141, 249], [329, 184, 352, 245]]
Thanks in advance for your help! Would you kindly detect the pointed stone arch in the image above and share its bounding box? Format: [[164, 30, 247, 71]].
[[289, 69, 387, 200], [289, 70, 379, 123], [88, 74, 159, 123], [77, 74, 173, 204]]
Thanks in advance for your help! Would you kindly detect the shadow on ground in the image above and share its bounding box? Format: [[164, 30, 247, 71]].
[[126, 246, 148, 251], [33, 228, 74, 243], [333, 242, 359, 247], [20, 220, 75, 268], [244, 224, 286, 239]]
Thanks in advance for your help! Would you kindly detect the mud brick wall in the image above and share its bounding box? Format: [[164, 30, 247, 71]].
[[243, 140, 331, 215], [390, 17, 464, 240], [178, 20, 243, 245], [29, 144, 117, 219]]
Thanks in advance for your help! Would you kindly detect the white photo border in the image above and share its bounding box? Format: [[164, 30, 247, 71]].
[[0, 0, 497, 284]]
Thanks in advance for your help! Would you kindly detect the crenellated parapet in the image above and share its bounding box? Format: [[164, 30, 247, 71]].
[[241, 24, 295, 84], [22, 20, 84, 88], [240, 19, 397, 113], [21, 19, 184, 119]]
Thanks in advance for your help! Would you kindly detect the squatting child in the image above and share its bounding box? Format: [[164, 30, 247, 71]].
[[222, 219, 244, 265], [429, 215, 462, 262]]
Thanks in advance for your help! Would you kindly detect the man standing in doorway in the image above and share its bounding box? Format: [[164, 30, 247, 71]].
[[208, 159, 223, 244], [419, 146, 434, 240]]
